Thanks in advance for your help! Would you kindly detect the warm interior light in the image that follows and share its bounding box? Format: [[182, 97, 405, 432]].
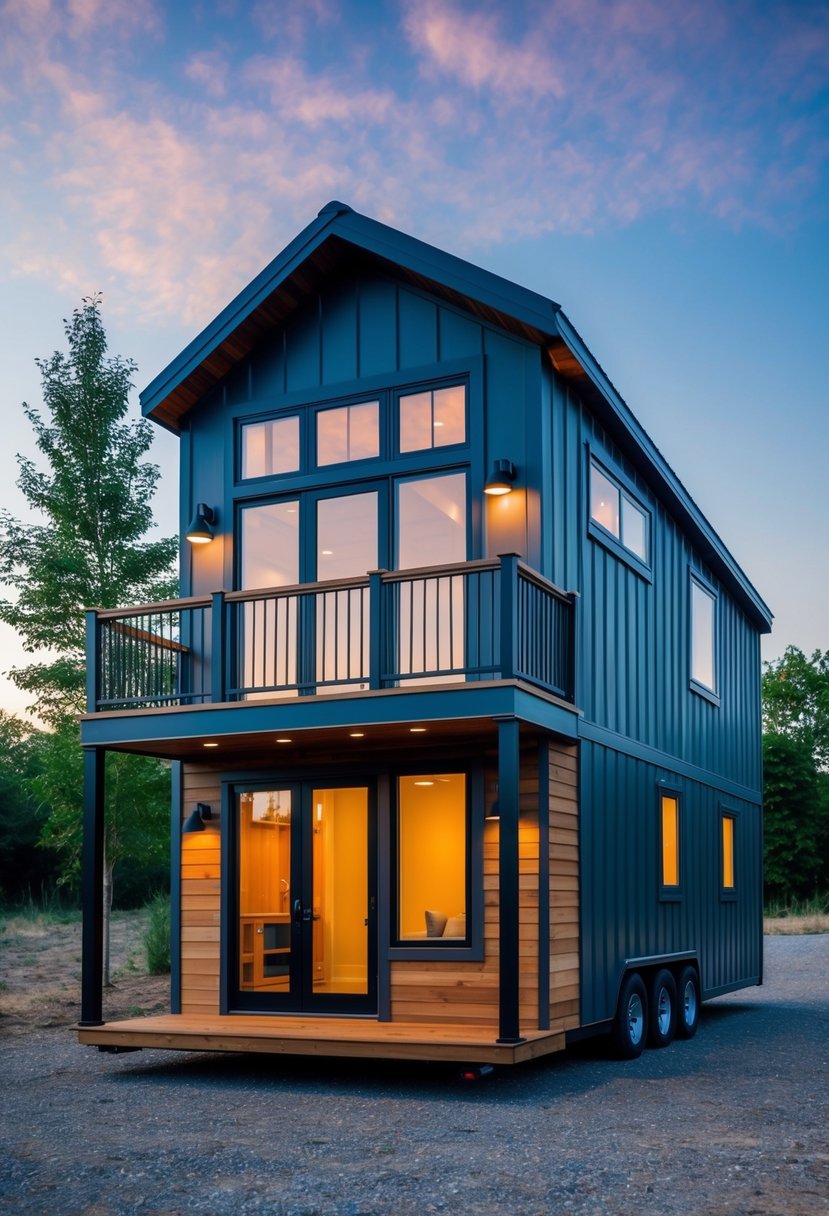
[[185, 503, 216, 544], [276, 737, 292, 744], [409, 727, 427, 733], [349, 731, 365, 738], [203, 742, 219, 748], [484, 459, 516, 496], [414, 780, 435, 787]]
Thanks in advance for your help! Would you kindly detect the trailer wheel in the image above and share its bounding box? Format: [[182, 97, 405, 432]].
[[612, 972, 648, 1058], [676, 964, 700, 1039], [648, 969, 677, 1048]]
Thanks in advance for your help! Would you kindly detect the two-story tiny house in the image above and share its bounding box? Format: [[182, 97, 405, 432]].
[[78, 202, 771, 1067]]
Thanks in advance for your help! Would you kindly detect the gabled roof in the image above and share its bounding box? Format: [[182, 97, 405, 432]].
[[140, 202, 771, 632]]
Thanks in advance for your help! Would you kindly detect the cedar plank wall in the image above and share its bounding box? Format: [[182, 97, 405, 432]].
[[388, 750, 535, 1028], [548, 741, 580, 1033], [180, 765, 222, 1015]]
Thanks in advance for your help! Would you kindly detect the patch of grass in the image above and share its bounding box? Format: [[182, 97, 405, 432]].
[[143, 892, 171, 975], [764, 892, 829, 934]]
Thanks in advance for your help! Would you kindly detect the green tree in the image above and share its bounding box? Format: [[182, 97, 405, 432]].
[[0, 297, 177, 978], [762, 646, 829, 772], [0, 295, 176, 722], [0, 711, 59, 904], [762, 732, 824, 901]]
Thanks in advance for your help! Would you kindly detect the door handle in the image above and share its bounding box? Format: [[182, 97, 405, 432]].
[[293, 899, 302, 924]]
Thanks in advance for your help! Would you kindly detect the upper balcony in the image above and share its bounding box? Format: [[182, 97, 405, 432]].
[[83, 555, 578, 754]]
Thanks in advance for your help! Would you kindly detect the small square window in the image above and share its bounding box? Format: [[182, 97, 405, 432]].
[[400, 385, 466, 452], [241, 416, 300, 479], [317, 401, 379, 466], [589, 458, 649, 568]]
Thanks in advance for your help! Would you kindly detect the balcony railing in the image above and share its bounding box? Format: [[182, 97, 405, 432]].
[[86, 556, 576, 713]]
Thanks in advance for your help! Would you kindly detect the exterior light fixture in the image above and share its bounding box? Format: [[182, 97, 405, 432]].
[[484, 459, 516, 496], [182, 802, 212, 833], [185, 503, 216, 544]]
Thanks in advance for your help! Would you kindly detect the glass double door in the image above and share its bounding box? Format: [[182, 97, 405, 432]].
[[235, 783, 376, 1013]]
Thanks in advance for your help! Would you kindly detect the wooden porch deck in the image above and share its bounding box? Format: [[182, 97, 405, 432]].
[[78, 1014, 566, 1065]]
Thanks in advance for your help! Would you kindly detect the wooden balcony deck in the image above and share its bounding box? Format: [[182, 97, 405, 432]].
[[78, 1013, 565, 1066]]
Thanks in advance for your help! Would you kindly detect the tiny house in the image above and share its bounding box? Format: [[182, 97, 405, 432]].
[[78, 202, 771, 1067]]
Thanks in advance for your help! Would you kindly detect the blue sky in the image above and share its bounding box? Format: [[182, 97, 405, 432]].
[[1, 0, 827, 716]]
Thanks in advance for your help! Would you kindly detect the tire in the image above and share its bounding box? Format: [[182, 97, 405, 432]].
[[676, 964, 700, 1039], [612, 972, 648, 1059], [648, 968, 677, 1048]]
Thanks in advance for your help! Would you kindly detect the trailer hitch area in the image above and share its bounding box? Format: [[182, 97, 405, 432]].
[[97, 1045, 143, 1054], [458, 1063, 495, 1083]]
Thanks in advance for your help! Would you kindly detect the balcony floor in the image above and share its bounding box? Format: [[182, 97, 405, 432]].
[[78, 1013, 565, 1065]]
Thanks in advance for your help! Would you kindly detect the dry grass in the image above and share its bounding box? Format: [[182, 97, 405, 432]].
[[764, 913, 829, 935]]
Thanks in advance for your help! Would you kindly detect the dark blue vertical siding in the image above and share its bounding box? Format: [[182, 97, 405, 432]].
[[579, 740, 763, 1024]]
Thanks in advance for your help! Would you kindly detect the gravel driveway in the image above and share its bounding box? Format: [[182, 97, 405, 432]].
[[1, 935, 827, 1216]]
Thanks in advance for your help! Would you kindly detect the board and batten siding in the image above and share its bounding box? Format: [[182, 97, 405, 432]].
[[544, 366, 762, 795], [579, 740, 762, 1028], [180, 765, 222, 1016]]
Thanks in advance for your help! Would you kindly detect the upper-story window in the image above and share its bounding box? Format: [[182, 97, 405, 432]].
[[241, 415, 300, 479], [589, 459, 649, 566], [399, 385, 466, 452], [317, 400, 380, 466], [690, 575, 717, 696], [239, 379, 468, 482]]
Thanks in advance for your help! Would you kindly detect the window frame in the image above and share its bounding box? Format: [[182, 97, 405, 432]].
[[396, 382, 468, 456], [587, 450, 652, 580], [388, 766, 484, 961], [719, 805, 738, 901], [658, 784, 683, 902], [689, 571, 720, 704]]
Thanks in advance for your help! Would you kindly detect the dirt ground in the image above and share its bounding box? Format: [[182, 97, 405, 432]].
[[0, 910, 169, 1035]]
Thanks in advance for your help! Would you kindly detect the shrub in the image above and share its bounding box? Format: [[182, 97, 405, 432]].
[[143, 892, 171, 975]]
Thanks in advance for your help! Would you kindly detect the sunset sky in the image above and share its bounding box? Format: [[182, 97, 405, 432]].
[[1, 0, 827, 716]]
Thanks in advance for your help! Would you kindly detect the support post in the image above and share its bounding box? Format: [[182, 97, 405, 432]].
[[211, 590, 226, 703], [368, 570, 386, 690], [496, 715, 524, 1044], [80, 748, 105, 1026], [498, 554, 520, 679], [85, 609, 99, 713]]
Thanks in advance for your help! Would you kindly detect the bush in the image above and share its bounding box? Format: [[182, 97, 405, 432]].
[[143, 892, 171, 975]]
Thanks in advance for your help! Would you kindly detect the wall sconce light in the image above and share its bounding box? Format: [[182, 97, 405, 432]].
[[185, 503, 216, 544], [182, 802, 212, 833], [484, 459, 516, 496], [485, 782, 500, 820]]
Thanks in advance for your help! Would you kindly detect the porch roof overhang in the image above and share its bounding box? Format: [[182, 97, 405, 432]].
[[79, 680, 580, 762]]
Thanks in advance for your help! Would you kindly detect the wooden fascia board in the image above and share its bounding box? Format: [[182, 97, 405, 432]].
[[552, 311, 773, 633], [139, 210, 339, 429]]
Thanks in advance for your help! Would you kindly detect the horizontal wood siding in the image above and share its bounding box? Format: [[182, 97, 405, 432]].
[[180, 765, 222, 1015], [580, 739, 763, 1026], [390, 749, 542, 1030], [548, 741, 580, 1032]]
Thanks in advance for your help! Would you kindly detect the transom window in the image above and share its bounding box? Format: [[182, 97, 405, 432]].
[[590, 460, 649, 563], [317, 401, 379, 466], [239, 380, 468, 481], [399, 385, 466, 452]]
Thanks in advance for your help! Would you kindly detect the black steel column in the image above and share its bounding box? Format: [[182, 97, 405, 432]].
[[80, 747, 105, 1026], [497, 715, 524, 1044]]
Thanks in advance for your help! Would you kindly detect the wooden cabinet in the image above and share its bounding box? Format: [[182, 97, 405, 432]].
[[240, 916, 291, 989]]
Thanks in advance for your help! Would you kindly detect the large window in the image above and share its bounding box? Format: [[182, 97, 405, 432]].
[[589, 459, 649, 566], [660, 791, 681, 898], [397, 773, 467, 943], [690, 576, 717, 695]]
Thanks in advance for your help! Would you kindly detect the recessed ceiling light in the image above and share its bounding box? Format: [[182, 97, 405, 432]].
[[276, 737, 292, 744], [414, 780, 434, 787], [409, 727, 427, 733], [321, 549, 333, 556], [203, 742, 219, 748], [349, 731, 365, 738]]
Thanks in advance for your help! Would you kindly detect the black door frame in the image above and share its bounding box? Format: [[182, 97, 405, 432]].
[[223, 777, 378, 1016]]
